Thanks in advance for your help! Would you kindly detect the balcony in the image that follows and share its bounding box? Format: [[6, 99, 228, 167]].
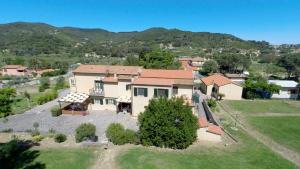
[[89, 88, 104, 96]]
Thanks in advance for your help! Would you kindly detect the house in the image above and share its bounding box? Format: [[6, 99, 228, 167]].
[[201, 74, 243, 100], [268, 80, 299, 99], [178, 57, 208, 72], [1, 65, 29, 76], [224, 73, 247, 85], [131, 69, 194, 116], [68, 65, 194, 116]]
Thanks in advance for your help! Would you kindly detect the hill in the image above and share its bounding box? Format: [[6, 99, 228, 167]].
[[0, 22, 270, 57]]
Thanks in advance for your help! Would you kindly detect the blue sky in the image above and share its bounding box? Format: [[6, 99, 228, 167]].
[[0, 0, 299, 44]]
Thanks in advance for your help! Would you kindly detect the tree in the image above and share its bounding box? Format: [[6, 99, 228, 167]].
[[201, 60, 219, 74], [0, 88, 16, 117], [123, 55, 139, 66], [277, 53, 300, 79], [39, 77, 50, 92], [24, 90, 31, 108], [55, 76, 65, 90], [139, 49, 181, 69], [244, 74, 280, 99], [138, 97, 198, 149], [215, 53, 251, 73]]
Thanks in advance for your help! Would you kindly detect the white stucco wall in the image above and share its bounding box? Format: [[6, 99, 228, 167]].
[[271, 88, 299, 99], [70, 73, 105, 93], [218, 83, 243, 100], [175, 85, 193, 99], [131, 85, 172, 116]]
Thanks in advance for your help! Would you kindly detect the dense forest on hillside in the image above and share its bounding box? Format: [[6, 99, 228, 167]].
[[0, 22, 270, 57], [0, 22, 299, 80]]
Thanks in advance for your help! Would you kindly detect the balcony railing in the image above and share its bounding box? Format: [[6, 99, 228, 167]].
[[89, 88, 104, 96]]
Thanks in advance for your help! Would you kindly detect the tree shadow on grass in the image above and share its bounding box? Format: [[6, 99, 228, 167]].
[[0, 139, 45, 169]]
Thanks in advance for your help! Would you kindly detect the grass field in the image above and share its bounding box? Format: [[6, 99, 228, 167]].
[[118, 129, 298, 169], [224, 100, 300, 114], [36, 148, 96, 169], [224, 99, 300, 157], [249, 116, 300, 154]]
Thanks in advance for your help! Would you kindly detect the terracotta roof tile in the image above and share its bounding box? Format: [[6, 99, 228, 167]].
[[201, 74, 232, 87], [118, 75, 132, 80], [198, 117, 209, 128], [207, 125, 224, 136], [132, 78, 174, 86], [73, 65, 142, 75], [140, 69, 193, 79], [2, 65, 26, 69], [102, 77, 118, 83]]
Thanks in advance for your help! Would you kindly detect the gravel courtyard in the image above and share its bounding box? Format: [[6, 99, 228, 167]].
[[0, 90, 138, 142]]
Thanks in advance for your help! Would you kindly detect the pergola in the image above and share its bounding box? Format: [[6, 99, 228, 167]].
[[58, 92, 90, 115], [116, 96, 132, 113]]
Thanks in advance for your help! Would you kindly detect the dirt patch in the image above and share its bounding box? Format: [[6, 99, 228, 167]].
[[91, 144, 134, 169]]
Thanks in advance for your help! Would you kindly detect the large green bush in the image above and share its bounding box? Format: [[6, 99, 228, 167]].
[[36, 90, 58, 105], [75, 123, 96, 143], [51, 105, 62, 117], [106, 123, 137, 145], [138, 97, 198, 149]]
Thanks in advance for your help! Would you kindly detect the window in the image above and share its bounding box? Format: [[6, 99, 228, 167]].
[[106, 98, 116, 105], [70, 79, 76, 86], [3, 69, 7, 72], [154, 88, 169, 98], [126, 84, 131, 91], [94, 98, 103, 105], [134, 87, 148, 97], [172, 86, 178, 95], [290, 89, 297, 94], [95, 81, 103, 90]]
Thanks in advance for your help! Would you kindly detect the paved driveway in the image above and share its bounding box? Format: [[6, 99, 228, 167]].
[[0, 90, 138, 142]]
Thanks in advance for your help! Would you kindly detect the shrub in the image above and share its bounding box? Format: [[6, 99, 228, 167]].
[[75, 123, 96, 143], [39, 77, 50, 92], [207, 99, 217, 108], [31, 130, 40, 137], [32, 135, 43, 142], [138, 97, 198, 149], [37, 90, 58, 105], [51, 105, 62, 117], [54, 133, 67, 143], [106, 123, 138, 145], [1, 128, 13, 133]]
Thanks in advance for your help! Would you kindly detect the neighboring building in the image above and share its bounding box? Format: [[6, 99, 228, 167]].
[[268, 80, 299, 99], [69, 65, 194, 116], [1, 65, 29, 76], [224, 73, 247, 85], [201, 74, 243, 100], [178, 57, 208, 72]]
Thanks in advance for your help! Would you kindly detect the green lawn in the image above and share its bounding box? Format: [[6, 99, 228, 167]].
[[224, 100, 300, 114], [35, 148, 96, 169], [118, 129, 298, 169], [249, 116, 300, 154]]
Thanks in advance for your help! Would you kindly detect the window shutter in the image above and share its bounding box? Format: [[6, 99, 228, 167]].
[[134, 88, 137, 96], [144, 88, 148, 97], [165, 89, 169, 98], [154, 89, 157, 97]]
